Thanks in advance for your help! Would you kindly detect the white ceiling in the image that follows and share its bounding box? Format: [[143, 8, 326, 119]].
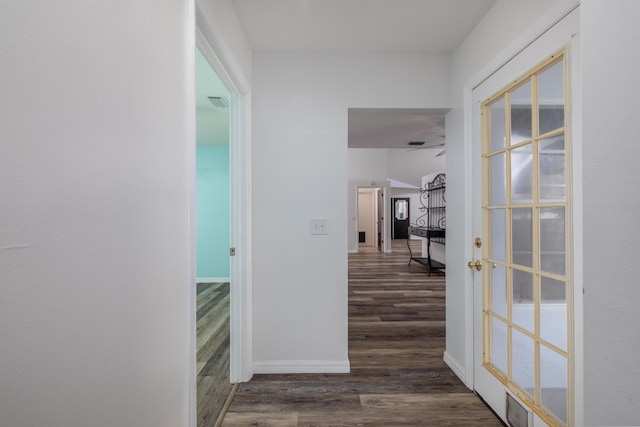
[[230, 0, 496, 53], [348, 108, 448, 150], [228, 1, 496, 151], [196, 49, 230, 147], [200, 1, 498, 150]]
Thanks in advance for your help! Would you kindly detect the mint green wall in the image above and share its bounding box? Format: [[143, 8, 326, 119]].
[[196, 146, 230, 278]]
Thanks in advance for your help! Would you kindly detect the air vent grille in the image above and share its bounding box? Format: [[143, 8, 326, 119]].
[[208, 96, 229, 108], [506, 393, 530, 427]]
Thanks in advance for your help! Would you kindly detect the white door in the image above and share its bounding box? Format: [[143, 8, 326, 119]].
[[471, 7, 579, 427]]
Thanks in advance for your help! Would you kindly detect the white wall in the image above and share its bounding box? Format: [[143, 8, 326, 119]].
[[252, 52, 450, 370], [582, 1, 640, 425], [388, 148, 445, 188], [446, 0, 562, 384], [0, 2, 193, 426], [348, 148, 389, 182]]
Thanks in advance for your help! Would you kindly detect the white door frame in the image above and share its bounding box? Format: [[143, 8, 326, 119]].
[[353, 182, 391, 253], [461, 0, 582, 424], [195, 0, 254, 395], [357, 189, 377, 248]]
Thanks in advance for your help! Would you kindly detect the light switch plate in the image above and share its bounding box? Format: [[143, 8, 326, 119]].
[[310, 218, 328, 235]]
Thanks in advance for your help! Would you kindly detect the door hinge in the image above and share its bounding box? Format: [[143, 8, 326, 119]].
[[230, 247, 236, 256]]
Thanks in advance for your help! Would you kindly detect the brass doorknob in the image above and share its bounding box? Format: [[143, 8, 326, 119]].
[[467, 260, 482, 271]]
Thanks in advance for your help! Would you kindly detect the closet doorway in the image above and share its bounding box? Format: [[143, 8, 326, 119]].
[[194, 46, 233, 426], [357, 187, 383, 253]]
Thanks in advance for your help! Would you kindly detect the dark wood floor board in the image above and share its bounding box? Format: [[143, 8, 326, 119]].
[[222, 240, 501, 426], [197, 283, 223, 308], [200, 335, 231, 377], [198, 393, 232, 427], [197, 310, 230, 364], [197, 281, 218, 295], [197, 288, 230, 321], [296, 410, 501, 427], [222, 412, 299, 426], [197, 293, 230, 324], [228, 393, 363, 413], [197, 282, 233, 427]]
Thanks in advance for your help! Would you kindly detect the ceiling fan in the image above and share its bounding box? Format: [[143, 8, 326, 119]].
[[407, 135, 446, 157]]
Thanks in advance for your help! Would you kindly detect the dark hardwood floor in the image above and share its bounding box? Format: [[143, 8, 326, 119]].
[[197, 282, 233, 427], [222, 240, 503, 426]]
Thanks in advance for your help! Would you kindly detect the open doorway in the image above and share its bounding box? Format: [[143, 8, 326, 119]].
[[347, 108, 448, 255], [195, 18, 253, 388], [194, 46, 233, 426], [347, 107, 448, 370], [357, 188, 382, 253]]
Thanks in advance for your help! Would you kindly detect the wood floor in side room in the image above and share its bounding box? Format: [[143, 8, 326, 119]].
[[197, 282, 233, 427], [222, 239, 503, 426]]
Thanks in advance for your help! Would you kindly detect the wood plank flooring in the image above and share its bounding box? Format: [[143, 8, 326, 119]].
[[222, 240, 503, 426], [197, 282, 233, 427]]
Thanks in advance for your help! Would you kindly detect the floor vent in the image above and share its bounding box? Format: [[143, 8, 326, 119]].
[[359, 232, 366, 243], [506, 392, 531, 427]]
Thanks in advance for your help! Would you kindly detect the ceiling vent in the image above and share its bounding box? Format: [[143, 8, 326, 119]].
[[208, 96, 229, 108]]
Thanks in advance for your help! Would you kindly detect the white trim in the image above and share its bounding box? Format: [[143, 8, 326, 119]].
[[254, 360, 351, 374], [443, 351, 467, 383], [469, 0, 580, 91], [352, 181, 391, 254], [196, 277, 231, 284], [195, 4, 250, 95], [186, 2, 197, 426], [462, 83, 475, 390], [196, 8, 254, 385], [230, 91, 253, 383], [568, 31, 584, 427], [348, 249, 358, 254], [461, 0, 581, 394]]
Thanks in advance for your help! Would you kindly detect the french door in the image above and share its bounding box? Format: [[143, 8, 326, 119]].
[[471, 7, 579, 427]]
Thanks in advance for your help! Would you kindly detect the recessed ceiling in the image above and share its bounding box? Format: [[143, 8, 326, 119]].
[[348, 108, 448, 149], [231, 0, 497, 53]]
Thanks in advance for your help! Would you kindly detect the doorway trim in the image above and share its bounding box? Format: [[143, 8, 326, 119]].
[[357, 188, 377, 249], [459, 0, 582, 424], [353, 182, 391, 253], [195, 0, 253, 395]]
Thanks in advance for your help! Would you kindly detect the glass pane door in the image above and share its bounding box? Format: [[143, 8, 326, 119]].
[[482, 53, 571, 426]]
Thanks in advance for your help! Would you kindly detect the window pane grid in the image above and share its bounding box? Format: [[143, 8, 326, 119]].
[[483, 53, 570, 426]]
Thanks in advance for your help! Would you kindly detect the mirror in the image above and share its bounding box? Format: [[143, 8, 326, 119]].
[[395, 200, 408, 220]]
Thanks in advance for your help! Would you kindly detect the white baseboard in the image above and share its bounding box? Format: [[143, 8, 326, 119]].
[[348, 249, 358, 254], [443, 350, 470, 389], [196, 277, 230, 284], [254, 359, 351, 374]]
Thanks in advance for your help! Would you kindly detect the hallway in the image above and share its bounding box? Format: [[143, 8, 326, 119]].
[[221, 240, 501, 426]]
